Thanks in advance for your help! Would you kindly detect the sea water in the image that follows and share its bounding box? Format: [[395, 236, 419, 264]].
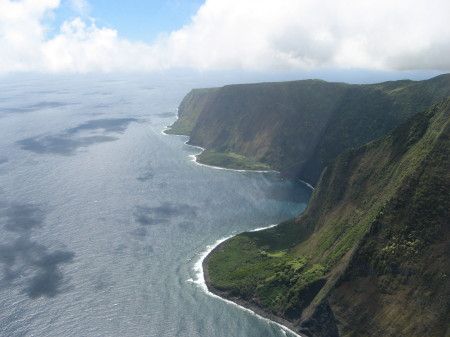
[[0, 73, 311, 337]]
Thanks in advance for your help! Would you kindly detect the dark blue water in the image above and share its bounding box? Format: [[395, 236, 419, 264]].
[[0, 73, 311, 337]]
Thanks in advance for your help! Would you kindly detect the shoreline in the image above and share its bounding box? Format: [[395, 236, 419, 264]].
[[164, 123, 309, 336], [201, 236, 304, 337], [163, 127, 315, 190], [162, 127, 283, 175]]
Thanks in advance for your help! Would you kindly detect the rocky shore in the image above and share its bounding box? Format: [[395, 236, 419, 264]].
[[202, 240, 304, 337]]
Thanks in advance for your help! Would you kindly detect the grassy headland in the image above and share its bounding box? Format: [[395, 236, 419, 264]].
[[196, 150, 272, 171]]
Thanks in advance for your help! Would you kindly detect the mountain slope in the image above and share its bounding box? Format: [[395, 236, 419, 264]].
[[165, 87, 219, 136], [326, 100, 450, 337], [168, 74, 450, 184], [204, 98, 450, 337]]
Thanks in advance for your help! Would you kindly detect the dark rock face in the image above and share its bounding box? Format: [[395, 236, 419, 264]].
[[299, 301, 340, 337]]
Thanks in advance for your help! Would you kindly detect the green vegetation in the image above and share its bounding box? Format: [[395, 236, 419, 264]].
[[205, 97, 450, 337], [164, 122, 193, 136], [208, 228, 326, 316], [327, 99, 450, 337], [165, 88, 219, 136], [197, 150, 271, 171], [170, 74, 450, 184]]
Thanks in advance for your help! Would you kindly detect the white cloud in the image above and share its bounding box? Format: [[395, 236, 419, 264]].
[[0, 0, 449, 75], [69, 0, 90, 16], [0, 0, 58, 72], [163, 0, 450, 71], [42, 18, 157, 73], [0, 0, 157, 74]]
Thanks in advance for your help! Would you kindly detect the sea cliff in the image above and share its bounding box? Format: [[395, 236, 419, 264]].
[[169, 75, 450, 336], [168, 74, 450, 184], [204, 98, 450, 337]]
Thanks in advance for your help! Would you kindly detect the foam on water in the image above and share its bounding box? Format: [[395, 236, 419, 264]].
[[162, 131, 279, 173], [189, 223, 304, 337]]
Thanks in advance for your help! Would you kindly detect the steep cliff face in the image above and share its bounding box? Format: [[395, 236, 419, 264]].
[[189, 80, 349, 174], [165, 87, 219, 136], [325, 102, 450, 337], [168, 74, 450, 184], [301, 74, 450, 183], [204, 98, 450, 337]]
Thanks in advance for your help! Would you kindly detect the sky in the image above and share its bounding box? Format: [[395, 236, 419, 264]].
[[0, 0, 450, 77]]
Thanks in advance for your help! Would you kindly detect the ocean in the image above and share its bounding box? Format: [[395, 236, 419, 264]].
[[0, 73, 311, 337]]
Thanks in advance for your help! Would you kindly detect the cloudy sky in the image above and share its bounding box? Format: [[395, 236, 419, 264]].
[[1, 0, 449, 76]]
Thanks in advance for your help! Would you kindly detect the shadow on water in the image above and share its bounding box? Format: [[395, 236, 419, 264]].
[[0, 203, 75, 298], [129, 227, 149, 239], [136, 171, 155, 182], [0, 101, 76, 115], [4, 204, 45, 233], [134, 202, 198, 226], [16, 118, 138, 156], [66, 118, 138, 134], [155, 112, 177, 118]]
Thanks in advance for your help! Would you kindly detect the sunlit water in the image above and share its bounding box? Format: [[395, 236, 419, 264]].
[[0, 73, 311, 337]]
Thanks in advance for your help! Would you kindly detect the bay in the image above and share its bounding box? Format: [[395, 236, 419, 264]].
[[0, 73, 311, 337]]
